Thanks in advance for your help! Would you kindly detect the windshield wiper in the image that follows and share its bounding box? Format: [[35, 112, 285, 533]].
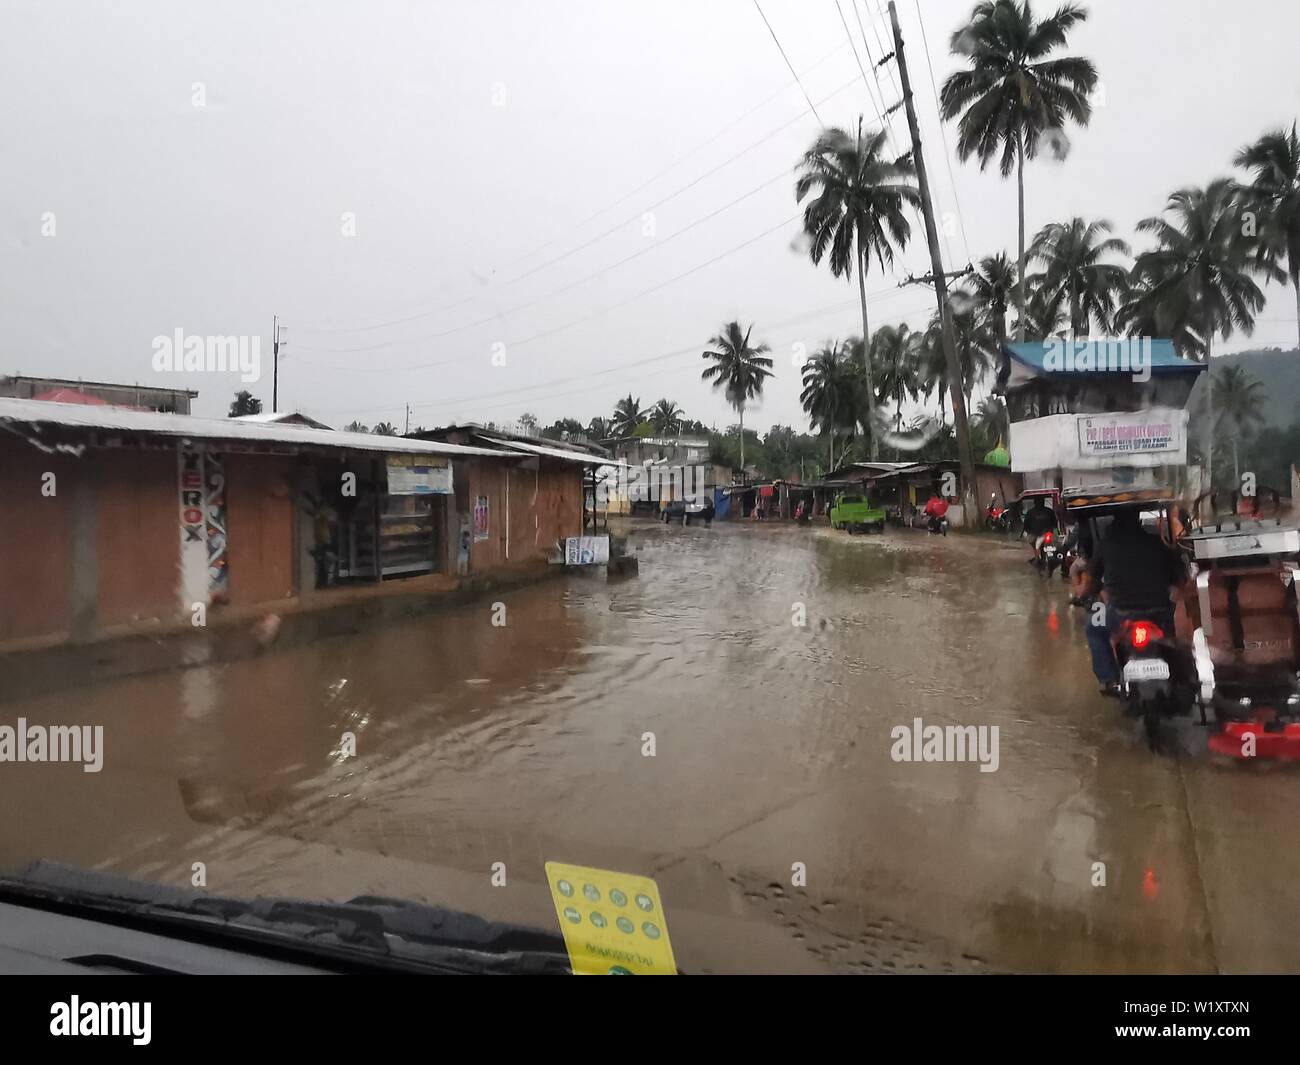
[[0, 861, 571, 974]]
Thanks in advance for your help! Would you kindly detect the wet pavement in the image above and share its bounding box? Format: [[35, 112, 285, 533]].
[[3, 519, 1298, 973]]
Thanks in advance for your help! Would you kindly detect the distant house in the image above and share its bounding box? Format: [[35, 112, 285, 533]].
[[232, 411, 334, 431], [603, 435, 731, 515], [0, 374, 197, 414]]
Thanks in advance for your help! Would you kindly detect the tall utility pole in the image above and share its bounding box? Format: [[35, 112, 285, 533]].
[[888, 1, 978, 527], [404, 403, 411, 435], [271, 315, 282, 413]]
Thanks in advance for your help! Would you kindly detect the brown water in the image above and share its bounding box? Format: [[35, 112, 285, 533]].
[[3, 519, 1298, 973]]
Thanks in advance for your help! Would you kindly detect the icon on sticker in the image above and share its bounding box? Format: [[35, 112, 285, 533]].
[[642, 921, 661, 940], [563, 906, 581, 924], [635, 894, 654, 912], [616, 916, 635, 934], [610, 889, 628, 907], [582, 883, 600, 902], [590, 911, 608, 929], [557, 880, 574, 898], [609, 965, 633, 975]]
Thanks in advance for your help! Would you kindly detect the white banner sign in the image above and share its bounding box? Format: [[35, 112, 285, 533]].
[[1076, 413, 1180, 457], [386, 457, 453, 495], [564, 536, 610, 565]]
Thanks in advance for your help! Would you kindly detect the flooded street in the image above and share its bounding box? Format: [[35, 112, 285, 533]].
[[3, 520, 1299, 974]]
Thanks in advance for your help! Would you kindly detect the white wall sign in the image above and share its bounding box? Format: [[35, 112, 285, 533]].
[[1077, 413, 1180, 457], [564, 536, 609, 565], [386, 456, 452, 495]]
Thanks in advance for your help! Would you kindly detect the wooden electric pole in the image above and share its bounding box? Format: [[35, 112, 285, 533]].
[[888, 1, 979, 527]]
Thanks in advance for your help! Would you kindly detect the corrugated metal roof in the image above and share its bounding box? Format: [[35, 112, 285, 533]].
[[0, 397, 512, 459], [487, 437, 607, 465], [1003, 339, 1202, 376]]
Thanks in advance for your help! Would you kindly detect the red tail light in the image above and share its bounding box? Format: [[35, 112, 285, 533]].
[[1129, 621, 1164, 650], [1043, 531, 1054, 544]]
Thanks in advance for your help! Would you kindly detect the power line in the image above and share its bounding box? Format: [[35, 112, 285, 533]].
[[832, 0, 898, 157], [298, 44, 854, 336], [310, 287, 929, 417], [296, 73, 861, 342], [913, 0, 972, 265], [297, 169, 796, 359], [753, 0, 823, 127]]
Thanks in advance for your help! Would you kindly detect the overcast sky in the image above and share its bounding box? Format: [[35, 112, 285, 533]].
[[3, 0, 1299, 432]]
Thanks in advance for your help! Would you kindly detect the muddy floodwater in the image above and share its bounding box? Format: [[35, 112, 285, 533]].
[[3, 520, 1299, 973]]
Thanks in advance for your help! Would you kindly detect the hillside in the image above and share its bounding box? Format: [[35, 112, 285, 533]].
[[1206, 347, 1300, 429]]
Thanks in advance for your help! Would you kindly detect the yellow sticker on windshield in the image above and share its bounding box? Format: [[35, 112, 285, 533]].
[[544, 861, 677, 975]]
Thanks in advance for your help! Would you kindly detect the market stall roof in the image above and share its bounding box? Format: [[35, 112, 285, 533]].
[[822, 460, 917, 483], [486, 436, 622, 466], [1002, 339, 1204, 391], [0, 397, 515, 458]]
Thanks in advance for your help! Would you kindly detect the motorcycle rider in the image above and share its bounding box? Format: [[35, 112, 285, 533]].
[[1022, 496, 1057, 564], [1084, 508, 1186, 695], [923, 492, 950, 534]]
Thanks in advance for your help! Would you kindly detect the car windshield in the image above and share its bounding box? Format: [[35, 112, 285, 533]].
[[4, 0, 1300, 987]]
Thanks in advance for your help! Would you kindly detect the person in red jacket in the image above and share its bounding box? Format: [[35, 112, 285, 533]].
[[923, 493, 950, 533]]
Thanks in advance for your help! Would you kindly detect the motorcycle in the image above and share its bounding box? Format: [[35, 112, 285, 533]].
[[927, 513, 949, 536], [1112, 611, 1192, 750], [1034, 529, 1061, 575], [985, 494, 1012, 533]]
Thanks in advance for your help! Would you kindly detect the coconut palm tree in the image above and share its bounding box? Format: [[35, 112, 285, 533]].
[[970, 394, 1011, 452], [941, 1, 1098, 340], [587, 415, 613, 440], [701, 321, 773, 475], [870, 324, 922, 444], [372, 421, 398, 436], [1235, 121, 1300, 349], [800, 342, 859, 471], [1028, 216, 1131, 334], [916, 327, 953, 426], [1210, 364, 1267, 482], [649, 399, 684, 435], [925, 303, 996, 410], [1123, 179, 1279, 484], [343, 419, 369, 433], [964, 252, 1017, 343], [795, 121, 920, 458], [610, 394, 646, 438]]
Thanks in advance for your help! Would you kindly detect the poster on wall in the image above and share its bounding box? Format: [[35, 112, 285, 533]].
[[564, 536, 610, 566], [205, 452, 229, 604], [178, 446, 210, 612], [386, 454, 452, 495], [473, 494, 490, 541]]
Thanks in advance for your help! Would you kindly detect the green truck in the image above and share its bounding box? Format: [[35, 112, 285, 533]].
[[829, 493, 886, 534]]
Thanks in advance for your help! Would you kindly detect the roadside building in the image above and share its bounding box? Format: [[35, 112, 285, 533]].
[[0, 399, 598, 651], [0, 374, 197, 414], [1000, 338, 1203, 493], [232, 411, 335, 431], [603, 434, 730, 516]]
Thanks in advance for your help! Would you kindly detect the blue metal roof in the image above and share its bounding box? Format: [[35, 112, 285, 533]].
[[1002, 339, 1204, 376]]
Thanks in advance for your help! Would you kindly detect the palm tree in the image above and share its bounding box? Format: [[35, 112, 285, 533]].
[[870, 325, 922, 448], [343, 420, 369, 433], [800, 341, 859, 470], [916, 327, 952, 426], [610, 394, 646, 438], [941, 1, 1098, 340], [701, 321, 773, 475], [649, 399, 684, 435], [1123, 179, 1279, 484], [372, 421, 398, 436], [925, 303, 996, 410], [795, 120, 920, 458], [1235, 122, 1300, 349], [587, 416, 613, 440], [970, 394, 1010, 451], [960, 252, 1016, 386], [1029, 216, 1130, 334], [1211, 365, 1267, 482]]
